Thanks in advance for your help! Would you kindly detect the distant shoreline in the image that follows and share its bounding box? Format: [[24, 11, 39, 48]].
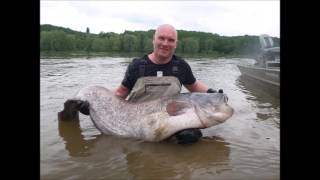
[[40, 51, 254, 59]]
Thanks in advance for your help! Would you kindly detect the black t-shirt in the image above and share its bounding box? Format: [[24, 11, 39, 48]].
[[121, 54, 196, 90]]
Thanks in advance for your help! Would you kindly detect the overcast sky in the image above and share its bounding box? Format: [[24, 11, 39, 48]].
[[40, 1, 280, 37]]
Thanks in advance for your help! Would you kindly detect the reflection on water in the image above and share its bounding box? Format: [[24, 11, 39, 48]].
[[237, 74, 280, 100], [237, 74, 280, 126], [126, 138, 231, 179], [41, 57, 279, 179], [58, 116, 231, 179], [58, 119, 99, 157]]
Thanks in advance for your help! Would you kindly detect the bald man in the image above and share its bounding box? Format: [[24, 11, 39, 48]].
[[114, 24, 221, 144]]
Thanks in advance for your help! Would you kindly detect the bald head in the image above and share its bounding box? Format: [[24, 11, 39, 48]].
[[149, 24, 178, 64], [155, 24, 178, 40]]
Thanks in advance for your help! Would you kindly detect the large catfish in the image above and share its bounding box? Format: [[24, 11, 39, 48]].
[[58, 86, 234, 142]]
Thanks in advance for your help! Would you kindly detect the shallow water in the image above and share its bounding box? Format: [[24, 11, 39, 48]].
[[40, 57, 279, 180]]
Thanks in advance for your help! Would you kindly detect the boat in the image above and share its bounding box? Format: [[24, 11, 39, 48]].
[[237, 34, 280, 97]]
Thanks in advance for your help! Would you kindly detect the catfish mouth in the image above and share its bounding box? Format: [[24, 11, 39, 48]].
[[211, 104, 234, 122], [196, 103, 234, 128]]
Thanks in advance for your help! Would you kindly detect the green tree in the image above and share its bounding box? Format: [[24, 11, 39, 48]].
[[109, 34, 121, 52], [203, 38, 214, 54], [91, 38, 108, 52], [182, 37, 199, 54], [49, 30, 73, 51], [142, 37, 153, 53], [40, 24, 275, 57], [40, 31, 54, 51], [122, 34, 138, 52]]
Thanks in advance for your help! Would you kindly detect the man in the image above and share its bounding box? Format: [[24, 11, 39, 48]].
[[114, 24, 221, 144], [115, 24, 210, 97]]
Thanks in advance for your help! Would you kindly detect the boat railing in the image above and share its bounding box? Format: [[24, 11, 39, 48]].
[[266, 61, 280, 69]]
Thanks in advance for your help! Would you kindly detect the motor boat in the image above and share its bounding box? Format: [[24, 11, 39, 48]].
[[237, 34, 280, 97]]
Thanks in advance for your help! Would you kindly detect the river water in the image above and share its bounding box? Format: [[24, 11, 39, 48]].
[[40, 57, 280, 180]]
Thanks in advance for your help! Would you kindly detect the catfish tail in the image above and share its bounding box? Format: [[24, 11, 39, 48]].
[[58, 99, 82, 121]]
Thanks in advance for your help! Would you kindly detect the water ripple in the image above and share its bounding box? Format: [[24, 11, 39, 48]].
[[41, 57, 279, 179]]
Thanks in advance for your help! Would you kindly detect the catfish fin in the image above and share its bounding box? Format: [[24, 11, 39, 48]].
[[166, 101, 191, 116]]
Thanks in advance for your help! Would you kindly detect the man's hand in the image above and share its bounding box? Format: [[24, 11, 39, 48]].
[[207, 88, 223, 93], [173, 128, 203, 144]]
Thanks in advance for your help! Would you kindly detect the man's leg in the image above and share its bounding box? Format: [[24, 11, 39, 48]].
[[172, 128, 203, 144]]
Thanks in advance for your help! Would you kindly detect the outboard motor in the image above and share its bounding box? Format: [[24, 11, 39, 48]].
[[259, 34, 274, 49]]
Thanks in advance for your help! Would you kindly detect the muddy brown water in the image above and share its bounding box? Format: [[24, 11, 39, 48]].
[[40, 57, 279, 180]]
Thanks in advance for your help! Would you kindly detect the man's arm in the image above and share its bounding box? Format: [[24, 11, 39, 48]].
[[184, 81, 209, 92], [114, 85, 130, 98]]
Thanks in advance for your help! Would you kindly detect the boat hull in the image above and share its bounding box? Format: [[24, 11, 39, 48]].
[[237, 65, 280, 98]]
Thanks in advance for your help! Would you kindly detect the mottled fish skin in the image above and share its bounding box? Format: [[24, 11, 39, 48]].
[[63, 86, 234, 142]]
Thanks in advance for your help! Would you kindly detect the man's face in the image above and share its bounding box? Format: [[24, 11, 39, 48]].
[[153, 27, 177, 60]]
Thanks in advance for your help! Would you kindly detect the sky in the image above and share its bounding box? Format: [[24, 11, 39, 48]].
[[40, 1, 280, 37]]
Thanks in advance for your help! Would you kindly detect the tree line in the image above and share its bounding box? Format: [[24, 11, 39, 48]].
[[40, 24, 279, 57]]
